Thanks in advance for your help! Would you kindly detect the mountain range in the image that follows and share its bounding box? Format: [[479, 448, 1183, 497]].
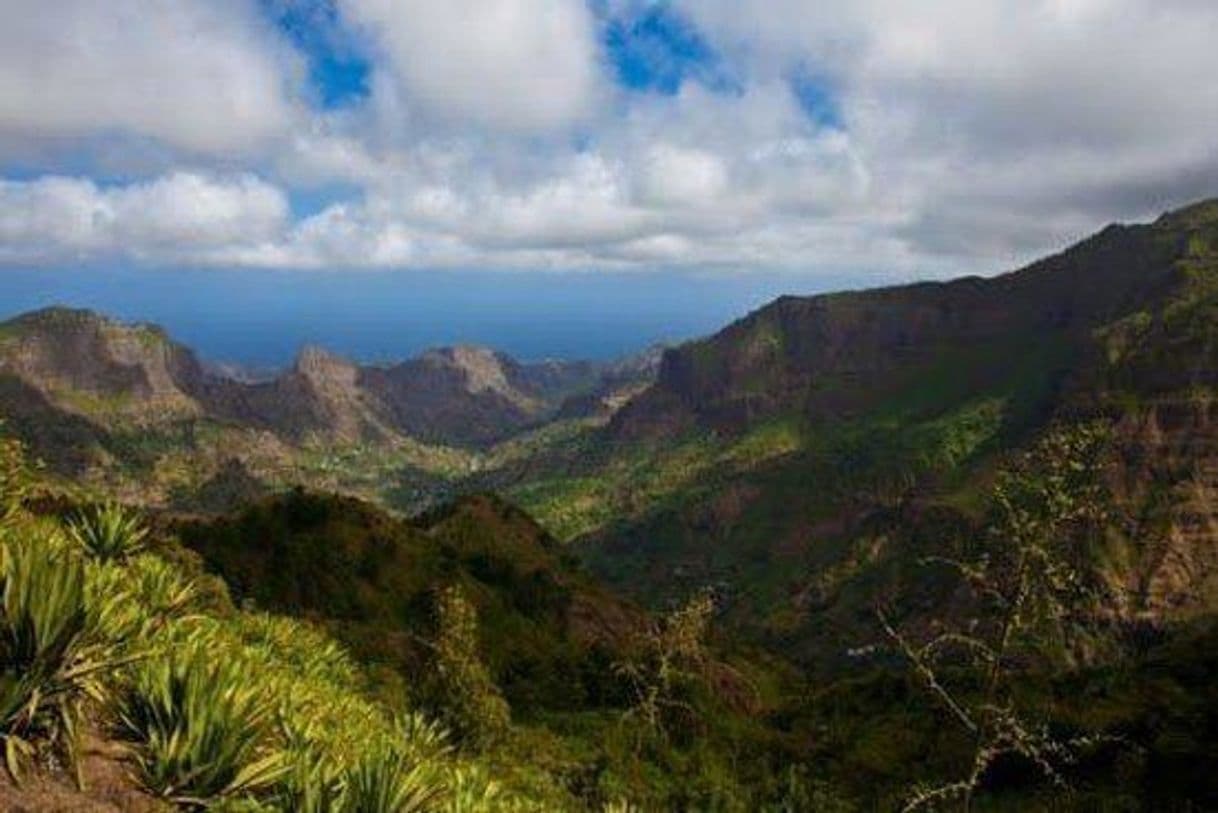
[[5, 199, 1218, 665], [6, 198, 1218, 809], [0, 307, 659, 509], [559, 199, 1218, 662]]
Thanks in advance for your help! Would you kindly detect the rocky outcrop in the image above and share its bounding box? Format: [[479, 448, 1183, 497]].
[[0, 307, 205, 422]]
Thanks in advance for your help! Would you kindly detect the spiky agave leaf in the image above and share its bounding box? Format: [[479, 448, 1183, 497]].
[[397, 711, 453, 765], [66, 502, 149, 563], [342, 743, 445, 813], [443, 764, 509, 813], [274, 743, 345, 813], [86, 554, 200, 646], [117, 646, 288, 806], [0, 529, 119, 783]]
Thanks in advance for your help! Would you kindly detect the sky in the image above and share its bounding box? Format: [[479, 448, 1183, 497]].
[[2, 0, 1218, 362], [0, 266, 848, 364]]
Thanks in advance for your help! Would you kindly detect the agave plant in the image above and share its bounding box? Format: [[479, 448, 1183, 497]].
[[397, 711, 453, 765], [443, 765, 508, 813], [235, 613, 359, 687], [66, 502, 149, 563], [86, 554, 200, 645], [342, 744, 445, 813], [116, 647, 288, 806], [273, 742, 345, 813], [0, 531, 117, 782]]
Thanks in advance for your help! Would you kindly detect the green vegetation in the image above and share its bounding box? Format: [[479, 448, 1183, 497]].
[[0, 528, 115, 782], [880, 424, 1113, 810], [6, 202, 1218, 809], [66, 502, 149, 562], [509, 419, 802, 541], [424, 586, 511, 750], [117, 648, 288, 805], [0, 440, 571, 809]]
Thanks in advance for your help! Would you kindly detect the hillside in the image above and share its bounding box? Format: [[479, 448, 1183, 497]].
[[173, 489, 645, 714], [7, 199, 1218, 810], [491, 199, 1218, 664], [8, 201, 1218, 664], [6, 395, 1215, 810]]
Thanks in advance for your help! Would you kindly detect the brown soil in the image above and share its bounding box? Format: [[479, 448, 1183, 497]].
[[0, 730, 167, 813]]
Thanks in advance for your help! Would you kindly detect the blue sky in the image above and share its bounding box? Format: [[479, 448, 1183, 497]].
[[0, 266, 850, 365], [3, 0, 1218, 360]]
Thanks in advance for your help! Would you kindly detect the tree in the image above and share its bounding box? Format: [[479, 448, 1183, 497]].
[[880, 423, 1113, 811]]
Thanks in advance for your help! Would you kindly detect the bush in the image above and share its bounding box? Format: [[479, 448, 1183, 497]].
[[0, 529, 115, 781], [426, 586, 511, 750], [66, 502, 149, 562], [0, 433, 30, 522], [116, 646, 287, 806]]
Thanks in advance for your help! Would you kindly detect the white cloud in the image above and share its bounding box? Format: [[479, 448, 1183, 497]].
[[3, 0, 1218, 275], [340, 0, 603, 132], [0, 173, 289, 263], [636, 145, 729, 207], [0, 0, 301, 159], [677, 0, 1218, 264]]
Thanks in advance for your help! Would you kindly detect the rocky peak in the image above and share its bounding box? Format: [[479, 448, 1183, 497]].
[[416, 345, 523, 400], [0, 306, 203, 417], [292, 345, 358, 389]]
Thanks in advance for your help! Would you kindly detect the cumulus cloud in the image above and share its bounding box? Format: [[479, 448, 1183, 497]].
[[636, 145, 729, 207], [340, 0, 603, 132], [677, 0, 1218, 264], [0, 0, 303, 161], [2, 0, 1218, 274], [0, 173, 290, 263]]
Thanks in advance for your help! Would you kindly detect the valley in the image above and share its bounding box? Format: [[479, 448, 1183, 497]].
[[5, 199, 1218, 809]]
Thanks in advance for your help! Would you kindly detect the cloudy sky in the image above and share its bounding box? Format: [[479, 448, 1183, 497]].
[[3, 0, 1217, 279]]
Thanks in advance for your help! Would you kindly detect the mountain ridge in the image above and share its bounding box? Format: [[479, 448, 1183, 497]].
[[0, 304, 659, 449], [551, 197, 1218, 664]]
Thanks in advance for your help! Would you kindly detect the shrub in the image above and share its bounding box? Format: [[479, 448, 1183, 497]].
[[879, 423, 1115, 811], [426, 585, 510, 750], [0, 530, 115, 781], [116, 647, 287, 806], [87, 553, 200, 646], [342, 744, 444, 813], [67, 502, 149, 563], [0, 433, 30, 522], [614, 590, 715, 746]]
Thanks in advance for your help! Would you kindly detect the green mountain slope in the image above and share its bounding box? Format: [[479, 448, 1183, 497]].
[[174, 489, 644, 714], [493, 199, 1218, 664]]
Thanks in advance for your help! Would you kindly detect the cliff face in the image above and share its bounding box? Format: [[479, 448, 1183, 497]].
[[357, 346, 596, 447], [1106, 397, 1218, 618]]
